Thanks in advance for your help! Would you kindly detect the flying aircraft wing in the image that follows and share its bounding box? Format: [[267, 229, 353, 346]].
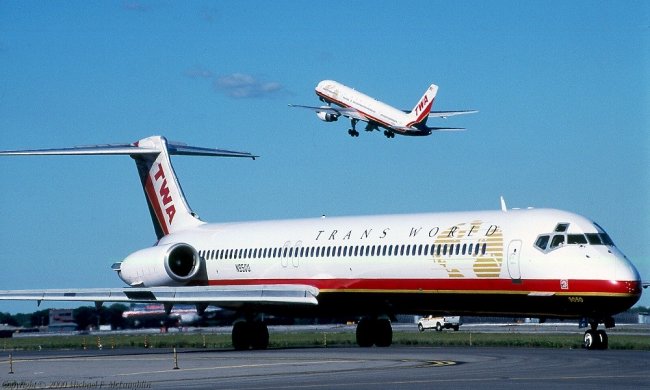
[[0, 285, 319, 309], [428, 110, 478, 118], [288, 104, 368, 121]]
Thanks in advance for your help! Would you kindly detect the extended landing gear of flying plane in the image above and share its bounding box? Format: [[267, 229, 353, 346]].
[[356, 317, 393, 347], [232, 320, 269, 350], [348, 129, 360, 137], [383, 130, 395, 138], [348, 119, 360, 137]]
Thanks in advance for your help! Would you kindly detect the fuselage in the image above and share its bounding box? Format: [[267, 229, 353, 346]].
[[315, 80, 423, 132], [143, 208, 641, 320]]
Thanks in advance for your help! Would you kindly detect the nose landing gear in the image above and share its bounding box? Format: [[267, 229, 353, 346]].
[[582, 318, 612, 350]]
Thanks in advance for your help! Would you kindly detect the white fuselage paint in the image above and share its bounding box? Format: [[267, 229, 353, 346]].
[[315, 80, 432, 131], [154, 208, 640, 308]]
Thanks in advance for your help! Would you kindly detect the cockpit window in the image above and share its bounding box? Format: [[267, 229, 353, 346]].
[[550, 235, 565, 248], [600, 233, 615, 246], [586, 233, 602, 245], [567, 234, 588, 245], [554, 223, 569, 232], [535, 235, 549, 250], [534, 223, 615, 253], [586, 233, 615, 246]]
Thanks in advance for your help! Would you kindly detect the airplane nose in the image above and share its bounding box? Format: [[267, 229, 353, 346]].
[[615, 255, 642, 295]]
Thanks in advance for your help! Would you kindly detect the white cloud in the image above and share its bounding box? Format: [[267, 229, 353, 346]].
[[213, 73, 285, 99]]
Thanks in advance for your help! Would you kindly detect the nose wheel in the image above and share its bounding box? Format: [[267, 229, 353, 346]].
[[583, 321, 609, 350]]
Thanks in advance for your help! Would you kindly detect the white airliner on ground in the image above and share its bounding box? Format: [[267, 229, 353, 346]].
[[289, 80, 477, 138], [0, 136, 644, 350]]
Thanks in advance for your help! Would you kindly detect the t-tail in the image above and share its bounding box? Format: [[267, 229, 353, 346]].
[[0, 135, 256, 239], [405, 84, 438, 128]]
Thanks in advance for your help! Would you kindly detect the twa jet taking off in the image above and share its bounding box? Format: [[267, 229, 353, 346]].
[[0, 136, 644, 350], [289, 80, 477, 138]]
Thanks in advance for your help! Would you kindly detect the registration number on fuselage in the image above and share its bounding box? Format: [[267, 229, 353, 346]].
[[235, 263, 251, 273]]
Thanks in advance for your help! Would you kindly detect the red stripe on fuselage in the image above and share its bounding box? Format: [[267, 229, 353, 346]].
[[208, 278, 641, 296]]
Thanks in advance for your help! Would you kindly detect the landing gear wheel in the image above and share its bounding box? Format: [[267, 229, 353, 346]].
[[250, 322, 269, 350], [356, 319, 374, 347], [374, 319, 392, 347], [348, 129, 360, 137], [583, 329, 605, 350], [232, 321, 269, 350], [596, 330, 608, 350], [356, 318, 393, 347], [232, 321, 250, 351]]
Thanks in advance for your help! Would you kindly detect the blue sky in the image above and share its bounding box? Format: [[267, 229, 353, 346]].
[[0, 0, 648, 313]]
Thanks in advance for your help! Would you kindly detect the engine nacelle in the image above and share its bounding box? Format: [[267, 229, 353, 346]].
[[116, 243, 202, 287], [317, 109, 338, 122]]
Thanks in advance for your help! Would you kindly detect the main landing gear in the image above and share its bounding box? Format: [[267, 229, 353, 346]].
[[356, 317, 393, 347], [582, 318, 613, 350], [383, 130, 395, 138], [348, 129, 360, 137], [348, 119, 360, 137], [232, 320, 269, 350]]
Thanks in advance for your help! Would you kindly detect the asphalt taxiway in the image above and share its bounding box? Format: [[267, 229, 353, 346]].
[[2, 346, 649, 390]]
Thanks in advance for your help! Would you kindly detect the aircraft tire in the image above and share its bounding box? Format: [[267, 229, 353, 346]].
[[250, 322, 269, 350], [583, 329, 603, 350], [356, 318, 375, 347], [232, 321, 251, 351], [374, 319, 392, 347], [596, 330, 609, 350]]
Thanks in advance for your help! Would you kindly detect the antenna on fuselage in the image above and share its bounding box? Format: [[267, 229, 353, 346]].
[[500, 196, 507, 212]]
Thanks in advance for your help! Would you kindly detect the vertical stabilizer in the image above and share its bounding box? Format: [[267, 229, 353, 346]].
[[132, 136, 203, 238], [405, 84, 438, 128]]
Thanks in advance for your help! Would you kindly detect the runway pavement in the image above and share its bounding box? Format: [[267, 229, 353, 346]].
[[2, 346, 649, 390]]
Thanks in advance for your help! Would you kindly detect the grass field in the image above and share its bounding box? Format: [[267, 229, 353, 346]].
[[3, 330, 650, 351]]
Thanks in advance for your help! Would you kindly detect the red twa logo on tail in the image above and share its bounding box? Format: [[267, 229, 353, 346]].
[[153, 163, 176, 224], [415, 95, 429, 116]]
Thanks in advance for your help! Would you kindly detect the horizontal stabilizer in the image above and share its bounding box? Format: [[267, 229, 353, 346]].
[[428, 110, 478, 118], [426, 126, 466, 132], [0, 140, 257, 159]]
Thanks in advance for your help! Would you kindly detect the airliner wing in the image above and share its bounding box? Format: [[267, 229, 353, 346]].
[[428, 110, 478, 118], [288, 104, 368, 121], [0, 285, 319, 308]]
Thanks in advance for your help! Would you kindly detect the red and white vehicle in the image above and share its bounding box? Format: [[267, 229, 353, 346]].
[[0, 135, 644, 350]]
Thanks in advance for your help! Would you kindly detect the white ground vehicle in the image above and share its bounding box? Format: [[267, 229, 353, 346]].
[[418, 315, 461, 332]]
